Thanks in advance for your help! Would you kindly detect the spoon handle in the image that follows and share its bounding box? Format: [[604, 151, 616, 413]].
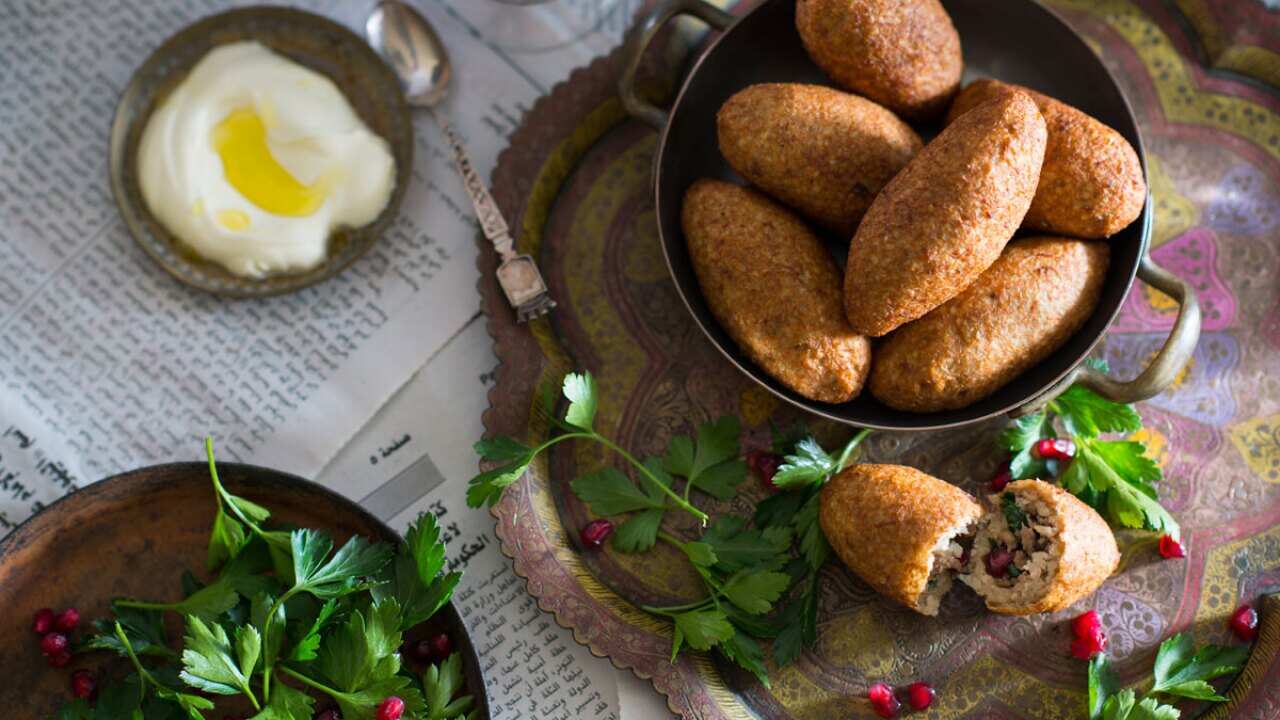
[[430, 109, 555, 322], [430, 109, 516, 260]]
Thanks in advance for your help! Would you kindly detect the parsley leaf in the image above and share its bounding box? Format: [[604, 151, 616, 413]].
[[999, 412, 1052, 479], [609, 458, 675, 553], [772, 430, 871, 490], [117, 540, 274, 621], [687, 459, 747, 500], [721, 571, 791, 615], [114, 622, 215, 720], [571, 468, 665, 515], [373, 512, 463, 631], [720, 630, 770, 689], [423, 653, 476, 720], [81, 604, 173, 658], [701, 517, 789, 572], [1089, 654, 1120, 720], [682, 541, 718, 567], [562, 372, 598, 431], [1128, 697, 1181, 720], [772, 437, 833, 489], [178, 615, 260, 705], [473, 436, 533, 462], [249, 682, 315, 720], [1101, 689, 1137, 720], [662, 417, 745, 500], [1087, 634, 1245, 720], [752, 491, 806, 530], [671, 609, 734, 660], [251, 593, 287, 663], [469, 437, 536, 508], [466, 460, 531, 508], [311, 598, 426, 720], [1052, 385, 1143, 438], [289, 529, 394, 599], [793, 491, 830, 571], [1150, 633, 1248, 701], [612, 509, 665, 553], [285, 597, 338, 662]]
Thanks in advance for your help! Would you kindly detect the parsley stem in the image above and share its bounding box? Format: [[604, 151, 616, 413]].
[[836, 429, 874, 472], [113, 599, 174, 611], [259, 589, 298, 703], [592, 435, 709, 524], [114, 623, 153, 706], [279, 665, 341, 698], [207, 438, 270, 541], [640, 599, 714, 615]]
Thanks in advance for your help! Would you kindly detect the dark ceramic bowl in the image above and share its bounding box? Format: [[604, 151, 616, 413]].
[[0, 463, 489, 718], [108, 6, 413, 297], [619, 0, 1200, 431]]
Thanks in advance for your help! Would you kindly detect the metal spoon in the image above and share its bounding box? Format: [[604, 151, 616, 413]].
[[367, 1, 555, 323]]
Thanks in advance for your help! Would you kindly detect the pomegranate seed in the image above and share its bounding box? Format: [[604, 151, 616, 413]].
[[70, 669, 96, 700], [32, 608, 55, 635], [315, 709, 341, 720], [985, 547, 1013, 578], [867, 682, 900, 717], [428, 632, 452, 661], [41, 632, 69, 656], [1072, 610, 1102, 639], [1229, 604, 1258, 641], [376, 696, 405, 720], [405, 639, 432, 663], [990, 468, 1011, 492], [580, 519, 614, 548], [55, 608, 80, 633], [905, 682, 935, 710], [1071, 631, 1108, 659], [1035, 438, 1076, 461], [872, 694, 901, 718], [867, 682, 894, 705], [1158, 535, 1186, 559], [47, 650, 72, 668], [748, 450, 783, 492]]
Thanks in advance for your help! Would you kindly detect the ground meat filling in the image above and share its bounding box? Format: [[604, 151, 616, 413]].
[[917, 522, 974, 616], [959, 492, 1061, 605]]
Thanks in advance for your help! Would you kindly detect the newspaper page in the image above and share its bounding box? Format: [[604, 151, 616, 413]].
[[317, 319, 642, 719], [0, 0, 639, 529]]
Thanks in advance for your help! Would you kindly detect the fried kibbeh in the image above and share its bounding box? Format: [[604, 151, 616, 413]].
[[819, 464, 982, 616], [947, 79, 1146, 239], [844, 93, 1047, 337], [870, 237, 1109, 413], [962, 480, 1120, 615], [821, 469, 1119, 617], [682, 180, 871, 403], [717, 84, 921, 236], [796, 0, 962, 120]]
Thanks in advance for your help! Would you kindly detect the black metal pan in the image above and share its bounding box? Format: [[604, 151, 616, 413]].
[[619, 0, 1200, 431]]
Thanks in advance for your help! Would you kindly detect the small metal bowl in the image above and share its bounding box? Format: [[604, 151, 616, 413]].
[[108, 6, 413, 298]]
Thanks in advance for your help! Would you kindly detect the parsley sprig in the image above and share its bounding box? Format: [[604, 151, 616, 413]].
[[54, 441, 469, 720], [999, 360, 1179, 536], [1088, 633, 1248, 719], [469, 373, 710, 523], [471, 372, 869, 685]]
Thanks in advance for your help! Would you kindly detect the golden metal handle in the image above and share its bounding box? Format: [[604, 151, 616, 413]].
[[618, 0, 734, 129], [1015, 255, 1202, 416]]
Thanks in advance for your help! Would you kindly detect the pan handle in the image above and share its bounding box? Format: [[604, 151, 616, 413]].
[[1013, 254, 1202, 416], [619, 0, 735, 129]]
